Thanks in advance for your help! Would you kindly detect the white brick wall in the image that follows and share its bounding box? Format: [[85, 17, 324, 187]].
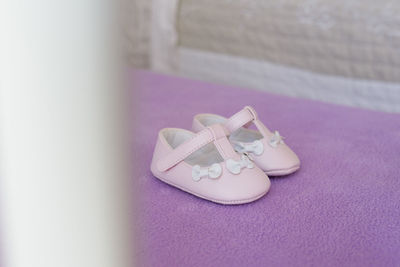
[[127, 0, 400, 112]]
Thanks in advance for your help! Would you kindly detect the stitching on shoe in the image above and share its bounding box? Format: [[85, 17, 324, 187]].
[[152, 173, 268, 205]]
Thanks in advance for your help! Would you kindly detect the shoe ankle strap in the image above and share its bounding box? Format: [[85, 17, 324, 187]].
[[224, 106, 257, 133], [157, 124, 232, 172], [224, 106, 271, 138]]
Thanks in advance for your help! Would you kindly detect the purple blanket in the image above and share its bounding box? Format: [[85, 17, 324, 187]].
[[133, 70, 400, 267]]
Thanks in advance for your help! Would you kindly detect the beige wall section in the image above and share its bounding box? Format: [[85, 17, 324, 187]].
[[177, 0, 400, 83], [125, 0, 152, 68]]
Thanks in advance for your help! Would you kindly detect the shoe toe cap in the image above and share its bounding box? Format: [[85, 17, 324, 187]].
[[217, 166, 270, 204]]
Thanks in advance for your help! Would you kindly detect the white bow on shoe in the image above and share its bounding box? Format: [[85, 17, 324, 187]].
[[269, 131, 284, 148], [192, 163, 222, 182], [233, 139, 264, 156], [226, 154, 254, 175]]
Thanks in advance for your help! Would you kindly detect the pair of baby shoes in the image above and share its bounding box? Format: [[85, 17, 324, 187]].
[[150, 106, 300, 205]]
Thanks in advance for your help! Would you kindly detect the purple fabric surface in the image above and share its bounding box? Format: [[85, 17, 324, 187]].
[[133, 70, 400, 267]]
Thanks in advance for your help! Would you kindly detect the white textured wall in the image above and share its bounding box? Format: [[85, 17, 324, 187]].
[[178, 0, 400, 83], [128, 0, 400, 112]]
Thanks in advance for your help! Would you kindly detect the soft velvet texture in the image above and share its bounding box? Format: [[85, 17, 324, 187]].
[[132, 70, 400, 267]]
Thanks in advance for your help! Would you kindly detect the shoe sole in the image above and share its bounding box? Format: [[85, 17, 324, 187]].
[[265, 165, 300, 176], [152, 173, 270, 205]]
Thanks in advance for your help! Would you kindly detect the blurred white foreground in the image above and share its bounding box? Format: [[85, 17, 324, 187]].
[[0, 1, 134, 267]]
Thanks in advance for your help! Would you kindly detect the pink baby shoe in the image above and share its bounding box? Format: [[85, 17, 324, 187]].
[[150, 124, 270, 204], [192, 106, 300, 176]]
